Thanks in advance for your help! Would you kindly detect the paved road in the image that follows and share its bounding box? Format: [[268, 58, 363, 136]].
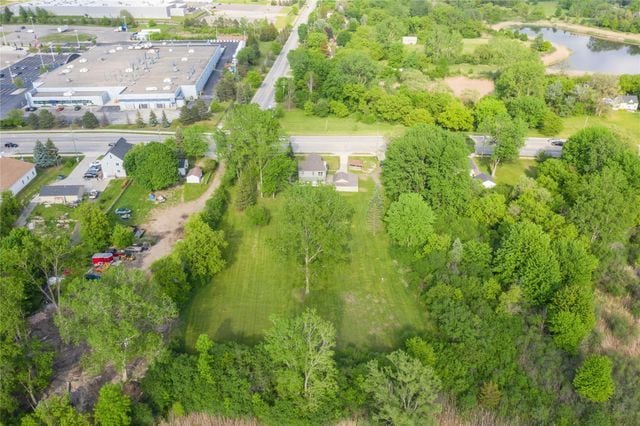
[[251, 0, 318, 109], [289, 135, 387, 155], [470, 135, 564, 158]]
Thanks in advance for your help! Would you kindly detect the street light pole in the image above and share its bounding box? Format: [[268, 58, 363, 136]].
[[70, 125, 79, 162], [5, 61, 15, 84], [0, 26, 7, 46], [49, 43, 55, 62], [74, 29, 80, 49]]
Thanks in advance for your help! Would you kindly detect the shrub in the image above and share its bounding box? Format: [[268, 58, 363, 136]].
[[573, 355, 615, 403], [539, 110, 564, 136], [329, 100, 350, 118], [246, 205, 271, 226], [210, 101, 225, 113], [313, 99, 330, 117]]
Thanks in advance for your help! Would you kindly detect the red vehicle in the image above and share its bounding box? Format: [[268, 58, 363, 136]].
[[56, 105, 64, 112], [92, 253, 114, 265]]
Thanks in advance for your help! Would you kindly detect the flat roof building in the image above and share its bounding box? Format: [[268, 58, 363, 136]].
[[27, 44, 223, 111], [13, 0, 186, 19]]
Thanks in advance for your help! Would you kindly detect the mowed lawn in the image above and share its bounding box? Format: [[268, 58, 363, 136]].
[[280, 109, 405, 137], [184, 178, 428, 351]]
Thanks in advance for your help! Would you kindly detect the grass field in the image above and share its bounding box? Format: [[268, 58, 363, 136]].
[[478, 159, 538, 186], [528, 111, 640, 149], [280, 109, 405, 137], [184, 178, 428, 351], [40, 33, 95, 43]]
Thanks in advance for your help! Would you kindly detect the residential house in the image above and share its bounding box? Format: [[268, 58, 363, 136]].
[[605, 95, 638, 112], [298, 154, 327, 184], [469, 156, 496, 189], [178, 159, 189, 177], [332, 172, 359, 192], [38, 185, 84, 204], [186, 167, 203, 184], [102, 138, 133, 178], [0, 156, 36, 196]]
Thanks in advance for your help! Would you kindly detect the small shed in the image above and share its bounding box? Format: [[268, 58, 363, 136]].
[[178, 159, 190, 177], [186, 167, 203, 184], [402, 36, 418, 45], [333, 172, 359, 192], [474, 173, 497, 189], [38, 185, 85, 204], [348, 159, 364, 170]]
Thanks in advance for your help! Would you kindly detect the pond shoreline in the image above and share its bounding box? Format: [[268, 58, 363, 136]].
[[492, 20, 640, 46]]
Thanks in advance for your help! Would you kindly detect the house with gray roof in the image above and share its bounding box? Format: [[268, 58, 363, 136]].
[[102, 138, 133, 178], [605, 95, 638, 112], [38, 185, 84, 204], [298, 154, 327, 184], [332, 172, 359, 192]]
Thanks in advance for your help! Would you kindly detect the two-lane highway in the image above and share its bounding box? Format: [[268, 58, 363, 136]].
[[251, 0, 318, 109]]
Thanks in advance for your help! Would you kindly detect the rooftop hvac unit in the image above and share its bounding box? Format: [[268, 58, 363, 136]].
[[188, 49, 194, 54], [163, 77, 171, 83], [66, 64, 74, 68], [125, 68, 133, 73], [79, 58, 87, 63], [145, 87, 158, 91], [116, 46, 123, 51], [162, 85, 171, 91], [79, 68, 88, 73], [169, 48, 173, 52], [108, 49, 116, 53], [181, 57, 188, 62]]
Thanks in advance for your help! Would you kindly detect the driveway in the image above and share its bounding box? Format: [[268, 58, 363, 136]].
[[51, 155, 110, 192]]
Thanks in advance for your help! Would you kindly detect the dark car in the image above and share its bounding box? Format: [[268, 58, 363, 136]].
[[84, 273, 101, 280], [56, 174, 66, 180], [550, 139, 565, 147], [114, 207, 132, 215], [25, 106, 38, 112], [83, 172, 98, 179], [73, 105, 81, 111], [4, 142, 18, 148]]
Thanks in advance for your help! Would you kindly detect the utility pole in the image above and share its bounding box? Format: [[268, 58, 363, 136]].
[[74, 29, 80, 49], [49, 43, 55, 62], [0, 26, 7, 46]]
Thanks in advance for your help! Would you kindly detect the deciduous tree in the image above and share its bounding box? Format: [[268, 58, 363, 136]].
[[77, 203, 111, 252], [479, 113, 527, 177], [385, 193, 435, 248], [81, 111, 99, 129], [124, 142, 178, 190], [175, 214, 226, 279], [111, 223, 134, 249], [573, 355, 615, 403], [94, 384, 131, 426]]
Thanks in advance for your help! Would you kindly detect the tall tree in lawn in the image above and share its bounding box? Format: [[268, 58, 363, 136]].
[[385, 193, 435, 248], [124, 142, 178, 191], [150, 255, 190, 306], [423, 25, 462, 63], [182, 126, 209, 158], [262, 151, 296, 197], [175, 214, 226, 280], [0, 191, 21, 237], [33, 139, 54, 168], [573, 355, 615, 403], [55, 267, 177, 381], [494, 220, 561, 306], [111, 223, 134, 249], [272, 184, 353, 295], [148, 110, 159, 127], [264, 309, 338, 413], [221, 104, 282, 197], [478, 112, 527, 177], [93, 384, 131, 426], [77, 203, 111, 252], [364, 350, 441, 425], [161, 110, 170, 128], [381, 124, 472, 213], [26, 112, 39, 129], [135, 110, 145, 128], [81, 111, 99, 129]]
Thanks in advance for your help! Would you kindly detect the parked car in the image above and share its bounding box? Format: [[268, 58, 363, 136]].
[[87, 166, 101, 174], [90, 161, 101, 167], [73, 105, 81, 111], [88, 190, 100, 199], [114, 207, 132, 215], [24, 106, 38, 112], [550, 139, 565, 147], [84, 273, 101, 280], [4, 142, 18, 148], [56, 105, 64, 112], [119, 213, 131, 220], [83, 172, 98, 179], [56, 174, 66, 180]]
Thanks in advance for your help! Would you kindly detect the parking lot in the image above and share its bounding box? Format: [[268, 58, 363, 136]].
[[0, 53, 72, 117], [50, 155, 110, 192]]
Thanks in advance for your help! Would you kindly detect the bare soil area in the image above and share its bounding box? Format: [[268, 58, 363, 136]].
[[444, 76, 495, 98], [140, 163, 226, 270]]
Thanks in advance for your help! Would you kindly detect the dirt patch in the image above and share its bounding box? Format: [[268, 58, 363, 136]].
[[444, 76, 495, 98], [542, 42, 571, 67], [140, 163, 226, 270]]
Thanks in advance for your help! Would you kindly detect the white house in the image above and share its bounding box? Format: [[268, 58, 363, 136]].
[[298, 154, 327, 184], [102, 138, 133, 178], [0, 157, 37, 196], [186, 167, 203, 184], [38, 185, 84, 204], [610, 95, 639, 112], [475, 173, 497, 189], [332, 172, 359, 192], [402, 36, 418, 45]]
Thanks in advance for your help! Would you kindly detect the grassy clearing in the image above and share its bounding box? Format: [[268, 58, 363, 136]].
[[30, 203, 76, 222], [539, 1, 559, 18], [182, 171, 213, 202], [478, 158, 538, 186], [280, 109, 405, 137], [16, 158, 82, 205], [184, 178, 427, 351], [110, 181, 160, 225], [462, 37, 490, 54], [528, 111, 640, 149], [40, 33, 96, 43]]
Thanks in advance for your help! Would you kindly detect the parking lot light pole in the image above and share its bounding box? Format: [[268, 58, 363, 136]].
[[74, 30, 80, 49], [5, 61, 15, 84], [0, 26, 7, 46], [49, 43, 55, 62], [70, 125, 79, 162]]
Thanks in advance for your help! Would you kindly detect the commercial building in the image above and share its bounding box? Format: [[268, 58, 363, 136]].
[[13, 0, 186, 19], [0, 157, 37, 196], [26, 44, 224, 111]]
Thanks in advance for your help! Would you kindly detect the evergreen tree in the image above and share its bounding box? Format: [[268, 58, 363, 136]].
[[135, 110, 145, 128], [81, 111, 99, 129], [179, 104, 196, 125], [235, 170, 257, 211], [26, 112, 39, 129], [148, 110, 159, 127], [45, 138, 60, 166], [38, 109, 55, 129], [33, 140, 54, 168], [161, 110, 170, 128]]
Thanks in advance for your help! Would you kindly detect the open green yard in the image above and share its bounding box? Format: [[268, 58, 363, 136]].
[[40, 33, 96, 43], [184, 178, 428, 351], [478, 158, 538, 186], [280, 109, 405, 137], [16, 157, 82, 205], [529, 111, 640, 148]]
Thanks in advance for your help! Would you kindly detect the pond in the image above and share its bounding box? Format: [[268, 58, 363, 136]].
[[520, 27, 640, 74]]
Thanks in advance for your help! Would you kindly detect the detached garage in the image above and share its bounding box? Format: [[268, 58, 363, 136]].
[[39, 185, 85, 204]]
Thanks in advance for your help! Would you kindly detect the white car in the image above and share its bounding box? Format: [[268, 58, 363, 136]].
[[27, 29, 34, 33], [90, 160, 101, 167], [88, 190, 100, 199]]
